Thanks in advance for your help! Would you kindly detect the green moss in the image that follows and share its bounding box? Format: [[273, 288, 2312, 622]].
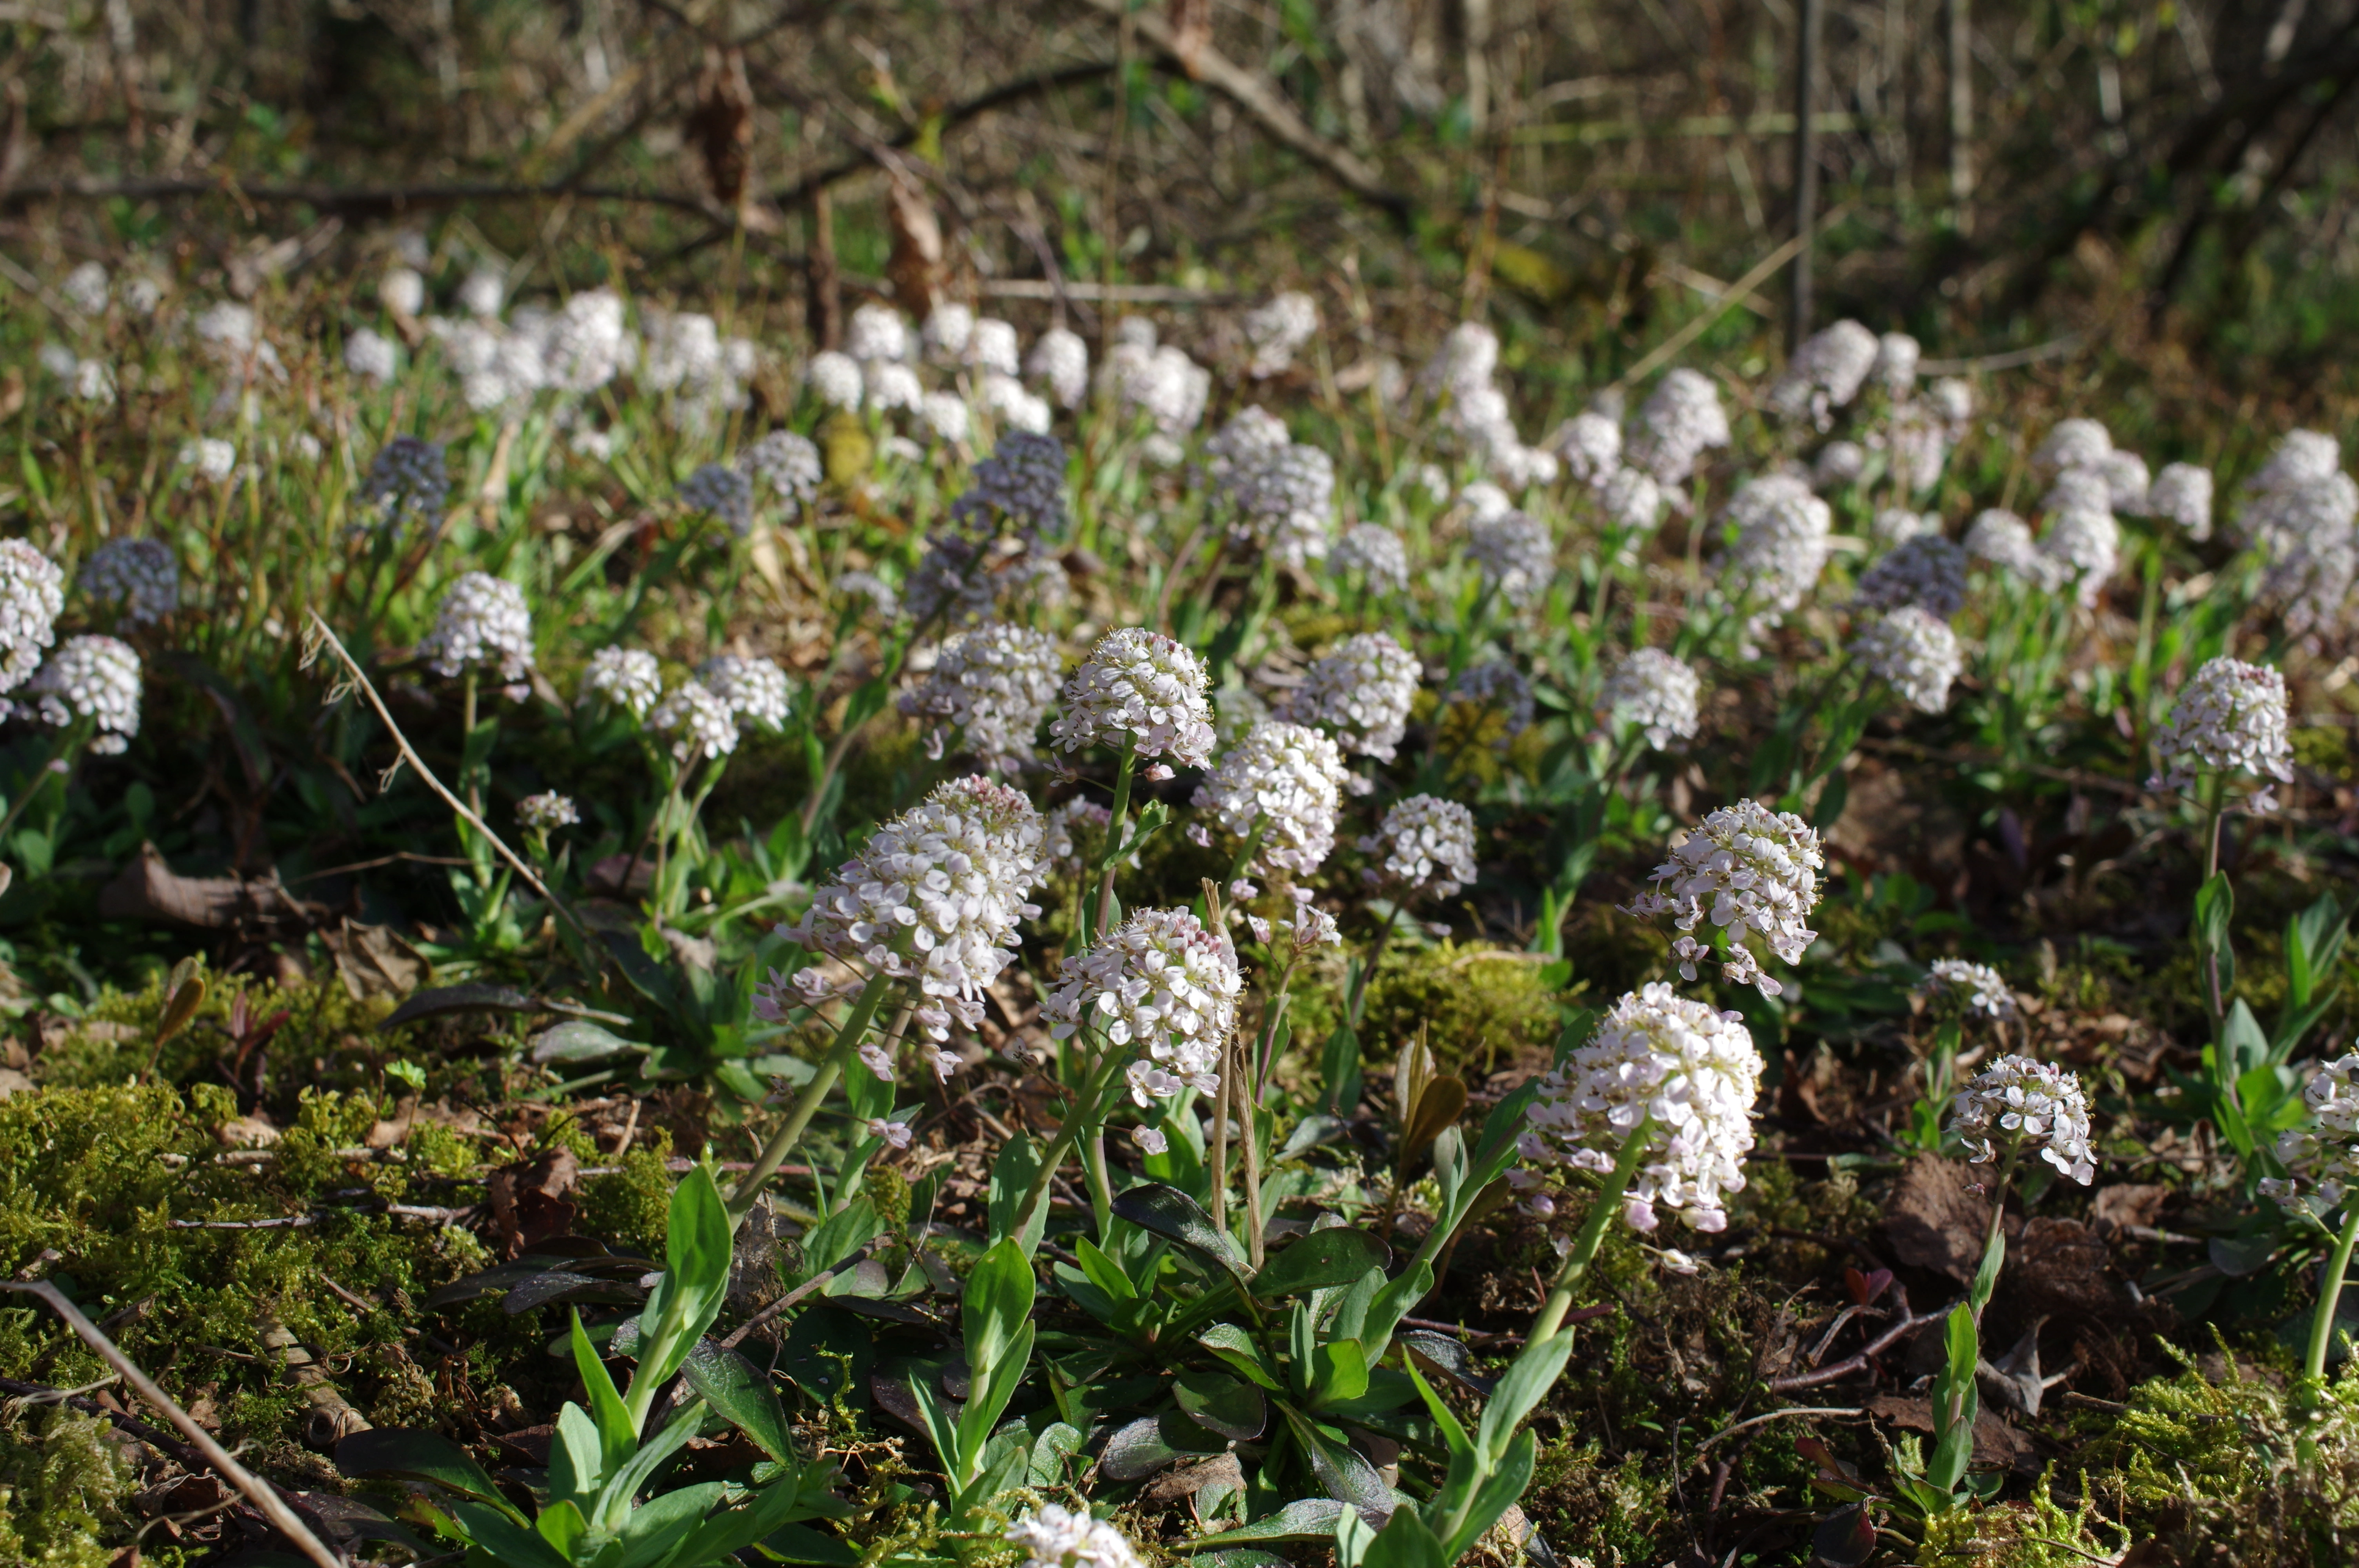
[[1521, 1437, 1675, 1567], [32, 969, 403, 1094], [1350, 940, 1563, 1078], [0, 1406, 135, 1568], [1919, 1474, 2124, 1568], [576, 1130, 678, 1258]]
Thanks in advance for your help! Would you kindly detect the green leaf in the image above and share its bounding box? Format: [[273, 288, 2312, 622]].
[[1075, 1238, 1138, 1305], [908, 1375, 964, 1490], [1475, 1330, 1572, 1466], [2222, 999, 2269, 1080], [1250, 1229, 1391, 1299], [531, 1020, 649, 1065], [380, 982, 542, 1031], [1358, 1262, 1434, 1370], [632, 1166, 732, 1416], [684, 1341, 796, 1463], [335, 1429, 518, 1519], [1401, 1357, 1471, 1459], [536, 1499, 588, 1559], [1360, 1502, 1445, 1568], [614, 1482, 727, 1568], [964, 1237, 1039, 1381], [1397, 1331, 1494, 1396], [1188, 1499, 1346, 1547], [1438, 1427, 1535, 1559], [1112, 1183, 1252, 1285], [450, 1501, 572, 1568], [953, 1321, 1035, 1489], [1330, 1267, 1385, 1346], [1283, 1406, 1395, 1526], [988, 1135, 1047, 1254], [1967, 1225, 2005, 1319], [1198, 1323, 1284, 1391], [763, 1524, 862, 1566], [1028, 1421, 1085, 1488], [570, 1310, 638, 1470], [1308, 1339, 1370, 1409], [1398, 1076, 1469, 1164], [548, 1405, 605, 1508], [1319, 1023, 1364, 1116], [590, 1399, 708, 1533], [1174, 1368, 1268, 1441]]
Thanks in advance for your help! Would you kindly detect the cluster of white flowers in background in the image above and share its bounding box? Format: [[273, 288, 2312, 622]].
[[1625, 800, 1823, 996], [1028, 328, 1091, 409], [30, 634, 142, 753], [1006, 1506, 1145, 1568], [1766, 319, 1879, 428], [1717, 474, 1832, 627], [1853, 606, 1963, 713], [1854, 533, 1968, 619], [2235, 430, 2358, 645], [2261, 1054, 2359, 1216], [78, 539, 178, 628], [1599, 647, 1700, 750], [360, 436, 450, 528], [899, 621, 1063, 767], [696, 655, 791, 731], [1521, 983, 1763, 1232], [1041, 906, 1241, 1104], [1050, 628, 1216, 767], [1101, 318, 1210, 453], [1948, 1054, 2097, 1183], [1043, 797, 1114, 873], [740, 430, 824, 512], [517, 792, 580, 832], [1283, 631, 1419, 762], [420, 573, 534, 681], [2149, 654, 2294, 809], [789, 775, 1046, 1065], [678, 463, 754, 534], [1423, 322, 1559, 489], [1193, 720, 1349, 876], [651, 682, 739, 765], [1627, 368, 1730, 486], [1450, 659, 1534, 737], [1365, 793, 1478, 896], [1920, 958, 2016, 1020], [1331, 523, 1409, 595], [1467, 508, 1554, 607], [582, 647, 663, 720], [1242, 292, 1319, 378], [1963, 508, 2062, 588]]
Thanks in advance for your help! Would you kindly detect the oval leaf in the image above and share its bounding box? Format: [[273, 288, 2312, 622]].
[[336, 1428, 509, 1510], [531, 1020, 649, 1065], [1174, 1368, 1267, 1441], [382, 983, 540, 1031], [1112, 1183, 1251, 1285], [1188, 1499, 1345, 1547], [1398, 1330, 1496, 1396], [685, 1341, 796, 1463], [1250, 1229, 1390, 1300]]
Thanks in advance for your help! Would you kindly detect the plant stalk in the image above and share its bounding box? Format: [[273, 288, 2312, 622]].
[[2305, 1204, 2359, 1386], [1531, 1115, 1654, 1341], [728, 967, 895, 1221]]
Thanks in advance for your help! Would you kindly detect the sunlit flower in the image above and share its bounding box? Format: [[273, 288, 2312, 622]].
[[0, 543, 65, 696], [1049, 627, 1215, 767], [1283, 631, 1419, 762], [345, 327, 398, 382], [899, 621, 1063, 767], [1948, 1054, 2096, 1184], [1767, 319, 1879, 428], [1599, 647, 1700, 750], [1467, 508, 1554, 607], [1193, 720, 1350, 876], [29, 634, 141, 754], [1623, 799, 1823, 996], [651, 681, 739, 765], [1040, 907, 1241, 1105], [1718, 474, 1831, 624], [697, 655, 791, 731], [1006, 1504, 1145, 1568], [846, 302, 911, 364], [1521, 983, 1762, 1233], [1920, 958, 2016, 1021], [1364, 793, 1478, 897], [1852, 606, 1963, 713], [1028, 328, 1090, 409], [1243, 292, 1319, 377], [518, 792, 580, 832], [2261, 1054, 2359, 1215], [1548, 410, 1623, 486], [420, 573, 534, 681], [2146, 463, 2214, 541], [2149, 655, 2293, 811], [1332, 523, 1409, 594], [582, 647, 663, 720], [806, 350, 863, 410]]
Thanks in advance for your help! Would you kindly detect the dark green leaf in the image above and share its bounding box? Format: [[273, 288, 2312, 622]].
[[988, 1136, 1047, 1254], [1282, 1406, 1394, 1525], [1187, 1499, 1345, 1547], [1174, 1368, 1267, 1441], [1113, 1183, 1252, 1285], [1198, 1323, 1283, 1390], [1250, 1229, 1390, 1300], [380, 983, 540, 1031], [763, 1524, 862, 1566], [504, 1270, 645, 1314], [1361, 1504, 1445, 1568], [686, 1341, 796, 1463], [531, 1020, 650, 1065], [335, 1430, 513, 1515], [1398, 1330, 1495, 1396], [1308, 1339, 1369, 1408], [449, 1501, 571, 1568]]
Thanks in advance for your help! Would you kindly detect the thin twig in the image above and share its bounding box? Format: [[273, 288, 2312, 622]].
[[1609, 206, 1852, 390], [1695, 1405, 1866, 1453], [299, 612, 595, 949], [0, 1281, 344, 1568], [1768, 1287, 1952, 1392], [717, 1241, 880, 1350]]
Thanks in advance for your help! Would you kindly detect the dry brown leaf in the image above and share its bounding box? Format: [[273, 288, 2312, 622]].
[[1879, 1153, 1992, 1283]]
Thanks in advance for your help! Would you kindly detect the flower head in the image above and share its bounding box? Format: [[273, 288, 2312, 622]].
[[1599, 647, 1700, 750], [2040, 503, 2119, 607], [1006, 1505, 1143, 1568], [1028, 328, 1090, 409], [1450, 659, 1535, 739], [1040, 907, 1241, 1105], [846, 303, 910, 364], [2146, 463, 2214, 541], [1283, 631, 1419, 762], [1948, 1054, 2097, 1184], [29, 635, 140, 753], [345, 328, 398, 381], [1364, 793, 1478, 897], [1767, 319, 1879, 428], [582, 647, 663, 720], [789, 776, 1046, 1049], [1548, 410, 1623, 486], [1852, 606, 1963, 713], [2149, 655, 2294, 810], [360, 436, 450, 529], [1520, 983, 1762, 1233], [1044, 797, 1114, 872], [740, 430, 823, 511], [420, 573, 534, 681], [1920, 958, 2016, 1021], [1467, 508, 1554, 607], [518, 792, 580, 832], [1623, 800, 1823, 996], [899, 621, 1063, 767], [1964, 509, 2064, 588], [1049, 628, 1214, 766], [1332, 523, 1409, 595], [678, 463, 754, 534], [949, 431, 1070, 539], [1193, 720, 1349, 876], [1854, 534, 1968, 619], [805, 350, 863, 410], [2032, 418, 2112, 477], [2261, 1054, 2359, 1216], [1243, 292, 1320, 378], [1628, 368, 1730, 485], [1718, 474, 1832, 624], [697, 655, 791, 731], [651, 681, 740, 764], [79, 539, 178, 627]]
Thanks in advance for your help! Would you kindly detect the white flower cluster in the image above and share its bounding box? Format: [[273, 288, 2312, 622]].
[[806, 350, 863, 410], [1624, 799, 1823, 996], [651, 681, 740, 764], [178, 438, 238, 482], [1599, 647, 1701, 750], [1192, 720, 1349, 876], [790, 775, 1047, 1063], [697, 655, 791, 731], [1627, 368, 1731, 487], [1424, 322, 1558, 489], [1812, 440, 1867, 491], [678, 463, 754, 534], [1242, 292, 1319, 378], [1044, 797, 1113, 872], [2146, 463, 2214, 541], [1964, 509, 2062, 588], [582, 647, 663, 719], [1050, 628, 1215, 767], [1548, 410, 1622, 486], [1207, 412, 1335, 567], [1717, 474, 1832, 625], [2038, 477, 2120, 608], [1006, 1506, 1144, 1568], [1100, 318, 1210, 443], [60, 262, 109, 316], [1870, 376, 1972, 497], [518, 792, 580, 832], [740, 430, 823, 512], [30, 634, 142, 753], [1364, 793, 1478, 897], [345, 327, 398, 382], [1467, 508, 1554, 607], [1852, 606, 1963, 713], [1520, 983, 1762, 1233], [2261, 1054, 2359, 1216], [79, 539, 178, 628], [426, 289, 642, 414], [1283, 631, 1419, 762], [1948, 1054, 2097, 1184], [1598, 466, 1665, 538], [1854, 534, 1968, 619], [420, 573, 534, 681], [1450, 659, 1534, 738], [950, 431, 1070, 539], [634, 305, 752, 432], [1332, 523, 1409, 594], [1920, 958, 2016, 1020], [1040, 907, 1241, 1104], [899, 621, 1063, 766], [2148, 655, 2294, 811], [1028, 328, 1090, 410], [360, 436, 450, 529], [2236, 431, 2359, 646], [1766, 319, 1880, 428]]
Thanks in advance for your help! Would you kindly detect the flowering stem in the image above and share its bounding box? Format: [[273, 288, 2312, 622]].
[[1531, 1116, 1654, 1342], [1093, 736, 1139, 938], [727, 967, 896, 1223], [1969, 1142, 2021, 1330], [1010, 1047, 1128, 1251], [2304, 1205, 2359, 1387], [1240, 1023, 1267, 1269], [461, 670, 480, 819], [0, 724, 87, 854]]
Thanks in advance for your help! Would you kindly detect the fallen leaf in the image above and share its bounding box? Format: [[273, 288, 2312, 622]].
[[1865, 1392, 2030, 1466], [2092, 1184, 2170, 1233], [2014, 1218, 2114, 1316], [1879, 1154, 1991, 1283]]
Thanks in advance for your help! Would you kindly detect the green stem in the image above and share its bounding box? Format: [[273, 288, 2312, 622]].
[[1969, 1143, 2021, 1328], [2305, 1205, 2359, 1386], [727, 968, 896, 1222], [461, 671, 481, 820], [1094, 738, 1139, 937], [0, 726, 83, 852], [1531, 1117, 1654, 1341], [1010, 1049, 1128, 1250]]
